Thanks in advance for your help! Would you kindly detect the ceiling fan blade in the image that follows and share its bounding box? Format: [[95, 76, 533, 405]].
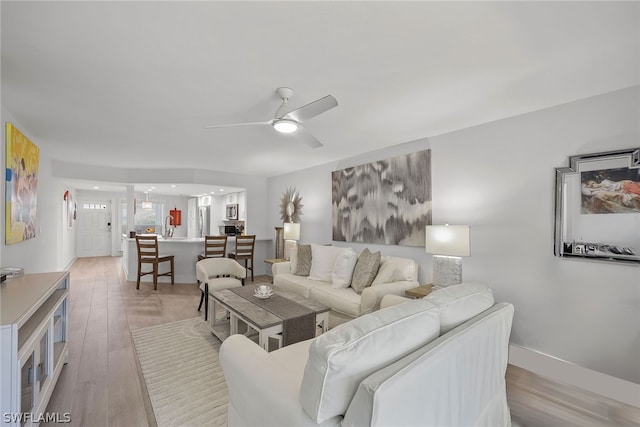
[[294, 126, 324, 149], [204, 121, 271, 129], [282, 95, 338, 123]]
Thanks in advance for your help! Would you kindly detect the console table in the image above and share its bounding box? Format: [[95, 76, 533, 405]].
[[1, 272, 70, 427]]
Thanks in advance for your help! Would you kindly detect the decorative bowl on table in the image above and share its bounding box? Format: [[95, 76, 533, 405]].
[[254, 285, 274, 299]]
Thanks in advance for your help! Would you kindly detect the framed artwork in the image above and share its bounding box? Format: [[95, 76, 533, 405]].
[[5, 123, 40, 244], [554, 147, 640, 264], [332, 149, 432, 247]]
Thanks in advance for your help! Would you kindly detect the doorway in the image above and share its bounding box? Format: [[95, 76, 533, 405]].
[[77, 200, 112, 257]]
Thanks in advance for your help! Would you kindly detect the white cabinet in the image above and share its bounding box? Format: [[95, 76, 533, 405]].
[[1, 272, 69, 427]]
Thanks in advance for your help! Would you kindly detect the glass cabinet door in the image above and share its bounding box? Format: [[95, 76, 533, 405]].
[[39, 329, 49, 391], [20, 352, 34, 420]]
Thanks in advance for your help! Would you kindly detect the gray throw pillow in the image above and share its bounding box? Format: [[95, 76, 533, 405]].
[[350, 249, 381, 294], [294, 244, 312, 276]]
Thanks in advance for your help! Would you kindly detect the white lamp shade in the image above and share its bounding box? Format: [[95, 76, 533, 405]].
[[425, 225, 470, 257], [283, 222, 300, 240]]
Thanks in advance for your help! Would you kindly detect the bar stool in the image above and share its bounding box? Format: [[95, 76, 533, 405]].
[[228, 235, 256, 281], [135, 235, 175, 290], [198, 235, 228, 261]]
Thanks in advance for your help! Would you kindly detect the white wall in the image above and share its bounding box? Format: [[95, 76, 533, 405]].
[[1, 108, 76, 272], [267, 86, 640, 385]]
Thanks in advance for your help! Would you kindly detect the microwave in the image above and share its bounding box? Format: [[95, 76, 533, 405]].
[[226, 204, 239, 220]]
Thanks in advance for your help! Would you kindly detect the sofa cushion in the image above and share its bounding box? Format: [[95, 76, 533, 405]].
[[331, 248, 358, 289], [293, 244, 312, 276], [350, 249, 381, 294], [309, 245, 345, 282], [425, 283, 494, 334], [300, 298, 440, 423], [273, 273, 320, 298], [309, 284, 362, 318], [372, 256, 418, 285]]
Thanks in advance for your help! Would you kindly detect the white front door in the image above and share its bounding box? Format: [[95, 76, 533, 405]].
[[77, 200, 112, 257]]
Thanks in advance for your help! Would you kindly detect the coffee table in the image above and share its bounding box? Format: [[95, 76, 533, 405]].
[[208, 286, 329, 351]]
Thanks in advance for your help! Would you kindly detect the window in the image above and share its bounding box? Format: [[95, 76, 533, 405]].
[[121, 201, 165, 235]]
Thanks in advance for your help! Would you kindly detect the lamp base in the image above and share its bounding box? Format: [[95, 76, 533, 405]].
[[284, 240, 298, 260], [432, 255, 462, 287]]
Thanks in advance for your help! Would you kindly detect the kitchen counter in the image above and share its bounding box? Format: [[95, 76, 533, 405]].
[[121, 234, 272, 284]]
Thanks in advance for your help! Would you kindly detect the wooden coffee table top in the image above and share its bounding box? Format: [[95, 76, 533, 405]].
[[211, 285, 329, 330]]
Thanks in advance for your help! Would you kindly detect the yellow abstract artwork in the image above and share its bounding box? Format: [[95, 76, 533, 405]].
[[6, 123, 39, 244]]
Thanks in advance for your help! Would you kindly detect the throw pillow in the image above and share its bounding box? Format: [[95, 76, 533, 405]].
[[371, 258, 398, 285], [289, 245, 298, 272], [331, 248, 358, 289], [293, 244, 312, 276], [350, 249, 381, 294], [309, 244, 345, 282]]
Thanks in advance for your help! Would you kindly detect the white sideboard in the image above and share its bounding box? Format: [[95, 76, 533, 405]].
[[1, 271, 70, 426]]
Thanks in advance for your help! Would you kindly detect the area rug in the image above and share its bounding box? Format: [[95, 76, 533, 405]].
[[131, 318, 227, 427]]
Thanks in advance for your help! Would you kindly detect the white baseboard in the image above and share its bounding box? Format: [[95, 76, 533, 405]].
[[63, 257, 77, 271], [509, 344, 640, 408]]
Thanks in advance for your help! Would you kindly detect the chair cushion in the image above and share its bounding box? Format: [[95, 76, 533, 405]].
[[300, 298, 440, 423], [425, 283, 494, 334], [206, 277, 243, 292]]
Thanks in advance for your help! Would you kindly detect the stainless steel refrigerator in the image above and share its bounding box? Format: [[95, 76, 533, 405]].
[[198, 205, 210, 237]]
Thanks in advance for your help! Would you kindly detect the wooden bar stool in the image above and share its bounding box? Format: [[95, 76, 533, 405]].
[[135, 235, 175, 290], [198, 235, 228, 261], [228, 235, 256, 282]]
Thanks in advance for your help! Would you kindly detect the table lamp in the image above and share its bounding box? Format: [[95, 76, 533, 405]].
[[283, 222, 300, 260], [425, 225, 470, 287]]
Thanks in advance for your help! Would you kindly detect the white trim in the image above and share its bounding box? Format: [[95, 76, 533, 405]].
[[509, 344, 640, 408], [63, 257, 77, 272]]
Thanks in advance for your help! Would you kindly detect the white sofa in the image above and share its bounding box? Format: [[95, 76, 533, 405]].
[[220, 283, 514, 427], [272, 251, 419, 328]]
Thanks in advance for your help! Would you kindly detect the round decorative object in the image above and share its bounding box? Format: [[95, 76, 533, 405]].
[[279, 187, 303, 223]]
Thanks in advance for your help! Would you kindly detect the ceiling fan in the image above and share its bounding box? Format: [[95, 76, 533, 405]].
[[204, 87, 338, 149]]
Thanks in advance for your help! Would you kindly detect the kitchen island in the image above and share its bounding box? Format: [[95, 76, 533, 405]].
[[121, 235, 272, 284]]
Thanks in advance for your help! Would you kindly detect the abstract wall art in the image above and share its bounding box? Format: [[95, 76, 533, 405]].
[[5, 123, 40, 244], [332, 149, 432, 246]]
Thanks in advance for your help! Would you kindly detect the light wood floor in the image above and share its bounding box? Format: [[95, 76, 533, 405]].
[[43, 257, 640, 426]]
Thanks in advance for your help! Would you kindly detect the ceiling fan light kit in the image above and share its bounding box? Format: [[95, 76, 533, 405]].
[[273, 119, 298, 133], [204, 86, 337, 148]]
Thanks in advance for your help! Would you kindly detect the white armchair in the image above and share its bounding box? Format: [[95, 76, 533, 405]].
[[196, 257, 246, 321], [220, 283, 514, 427]]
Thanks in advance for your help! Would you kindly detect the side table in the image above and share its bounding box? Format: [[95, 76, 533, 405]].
[[405, 284, 434, 298]]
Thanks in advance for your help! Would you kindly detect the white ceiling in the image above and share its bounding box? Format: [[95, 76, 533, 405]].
[[2, 1, 639, 188]]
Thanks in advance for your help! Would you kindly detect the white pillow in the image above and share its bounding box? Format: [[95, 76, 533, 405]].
[[331, 248, 358, 288], [300, 298, 440, 423], [289, 245, 298, 272], [371, 260, 400, 285], [309, 244, 345, 282]]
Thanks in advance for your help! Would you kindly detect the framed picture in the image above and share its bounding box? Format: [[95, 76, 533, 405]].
[[226, 204, 238, 220], [554, 147, 640, 264], [332, 149, 432, 247], [5, 123, 40, 244]]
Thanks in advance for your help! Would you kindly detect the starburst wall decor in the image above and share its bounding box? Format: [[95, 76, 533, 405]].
[[280, 187, 303, 223]]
